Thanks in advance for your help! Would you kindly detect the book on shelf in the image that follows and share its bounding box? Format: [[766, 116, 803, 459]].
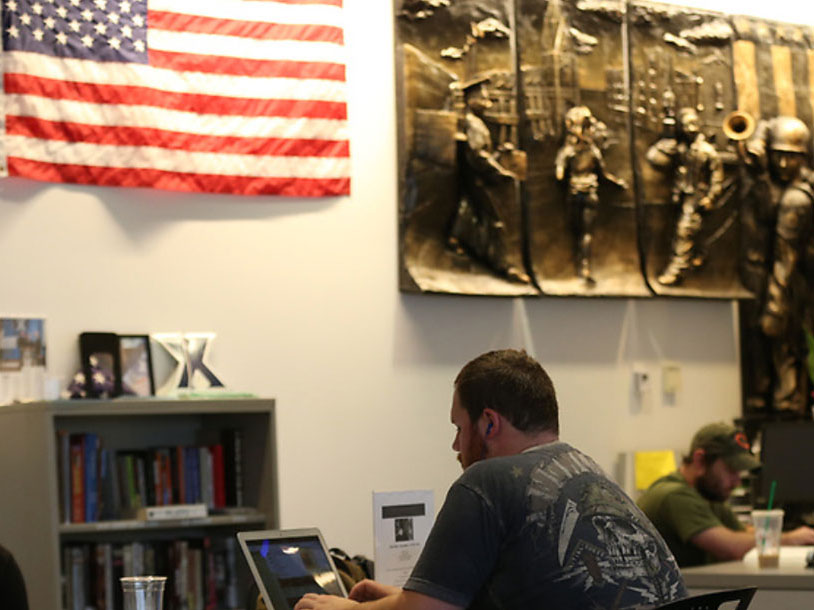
[[69, 434, 85, 523], [222, 428, 244, 507], [211, 443, 226, 509], [57, 430, 246, 524], [57, 429, 71, 523], [84, 433, 99, 522]]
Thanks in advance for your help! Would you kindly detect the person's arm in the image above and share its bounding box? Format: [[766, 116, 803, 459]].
[[690, 526, 755, 561], [690, 524, 814, 562], [781, 526, 814, 545], [349, 580, 402, 602], [294, 589, 461, 610]]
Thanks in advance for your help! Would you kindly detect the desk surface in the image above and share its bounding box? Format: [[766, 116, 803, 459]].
[[682, 548, 814, 590]]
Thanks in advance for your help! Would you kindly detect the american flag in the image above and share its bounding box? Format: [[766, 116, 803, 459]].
[[1, 0, 350, 197]]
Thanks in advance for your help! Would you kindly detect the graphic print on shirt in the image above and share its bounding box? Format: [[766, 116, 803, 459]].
[[526, 445, 685, 607]]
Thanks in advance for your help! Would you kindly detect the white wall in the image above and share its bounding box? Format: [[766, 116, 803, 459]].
[[0, 0, 808, 557]]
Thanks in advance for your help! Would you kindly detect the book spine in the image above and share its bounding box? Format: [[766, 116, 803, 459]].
[[123, 453, 138, 510], [98, 448, 109, 520], [108, 449, 121, 519], [199, 446, 213, 510], [133, 541, 144, 577], [71, 546, 86, 610], [211, 444, 225, 509], [123, 543, 133, 578], [184, 447, 196, 504], [84, 433, 99, 523], [57, 429, 71, 523], [224, 537, 239, 609], [152, 450, 162, 506], [142, 450, 155, 507], [135, 453, 147, 508], [234, 430, 243, 506], [189, 447, 201, 505], [62, 546, 72, 610], [175, 445, 186, 505], [69, 434, 85, 523], [190, 544, 202, 610], [94, 543, 105, 610], [222, 429, 243, 507], [177, 540, 189, 610], [116, 453, 130, 511], [104, 543, 113, 610], [112, 545, 124, 610], [160, 449, 173, 506]]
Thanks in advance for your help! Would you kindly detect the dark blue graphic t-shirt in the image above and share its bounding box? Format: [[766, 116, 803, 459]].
[[404, 442, 687, 609]]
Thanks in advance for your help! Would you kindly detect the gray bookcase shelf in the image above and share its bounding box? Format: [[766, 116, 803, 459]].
[[0, 397, 278, 610], [59, 512, 267, 536]]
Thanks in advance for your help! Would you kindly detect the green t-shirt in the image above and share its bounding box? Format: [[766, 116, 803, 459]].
[[637, 471, 744, 567]]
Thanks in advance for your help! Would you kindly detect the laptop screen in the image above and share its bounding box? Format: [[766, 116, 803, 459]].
[[239, 530, 346, 610]]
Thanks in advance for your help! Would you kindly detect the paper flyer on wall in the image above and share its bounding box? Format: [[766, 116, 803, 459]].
[[0, 317, 46, 405], [373, 489, 434, 587]]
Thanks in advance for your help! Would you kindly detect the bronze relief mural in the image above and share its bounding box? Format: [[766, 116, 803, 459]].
[[729, 16, 814, 416], [395, 1, 814, 416], [629, 1, 747, 298], [520, 0, 648, 296], [396, 0, 537, 296]]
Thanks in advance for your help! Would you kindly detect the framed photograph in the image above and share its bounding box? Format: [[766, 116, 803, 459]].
[[118, 334, 155, 397], [0, 317, 46, 404], [79, 332, 122, 398]]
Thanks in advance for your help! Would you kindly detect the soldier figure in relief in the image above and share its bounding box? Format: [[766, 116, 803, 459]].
[[647, 107, 724, 286], [740, 115, 814, 412], [446, 76, 529, 284], [555, 106, 627, 284]]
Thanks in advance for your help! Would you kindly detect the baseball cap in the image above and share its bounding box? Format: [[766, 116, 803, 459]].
[[689, 422, 761, 472]]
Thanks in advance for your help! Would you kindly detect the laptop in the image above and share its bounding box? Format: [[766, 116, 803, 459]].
[[237, 528, 349, 610]]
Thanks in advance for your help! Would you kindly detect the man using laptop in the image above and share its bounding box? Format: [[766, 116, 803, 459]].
[[637, 422, 814, 566], [295, 349, 686, 610]]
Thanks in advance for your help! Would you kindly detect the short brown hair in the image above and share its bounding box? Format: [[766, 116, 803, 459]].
[[454, 349, 559, 434]]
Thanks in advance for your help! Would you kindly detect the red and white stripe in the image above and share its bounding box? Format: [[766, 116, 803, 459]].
[[4, 0, 350, 197]]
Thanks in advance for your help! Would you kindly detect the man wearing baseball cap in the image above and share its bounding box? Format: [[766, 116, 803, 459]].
[[637, 422, 814, 566]]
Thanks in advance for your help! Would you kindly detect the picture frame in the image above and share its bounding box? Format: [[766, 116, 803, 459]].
[[118, 334, 155, 397], [79, 332, 122, 398]]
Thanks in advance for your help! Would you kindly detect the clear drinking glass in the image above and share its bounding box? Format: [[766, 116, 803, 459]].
[[121, 576, 167, 610]]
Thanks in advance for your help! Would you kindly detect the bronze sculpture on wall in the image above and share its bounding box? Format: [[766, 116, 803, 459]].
[[628, 1, 747, 298], [394, 0, 814, 414], [729, 16, 814, 416], [396, 0, 537, 296], [519, 0, 649, 296], [646, 106, 724, 286], [738, 115, 814, 415], [555, 105, 628, 283], [447, 75, 531, 284]]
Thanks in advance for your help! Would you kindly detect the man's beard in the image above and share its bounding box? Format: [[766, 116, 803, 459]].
[[696, 471, 729, 503], [459, 433, 488, 469]]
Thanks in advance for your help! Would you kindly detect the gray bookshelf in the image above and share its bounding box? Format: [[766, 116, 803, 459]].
[[0, 397, 278, 610]]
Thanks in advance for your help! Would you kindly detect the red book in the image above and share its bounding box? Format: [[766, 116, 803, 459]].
[[211, 444, 225, 509], [69, 434, 86, 523]]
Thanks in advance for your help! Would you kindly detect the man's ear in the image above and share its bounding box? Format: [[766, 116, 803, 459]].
[[691, 448, 707, 469], [481, 408, 500, 438]]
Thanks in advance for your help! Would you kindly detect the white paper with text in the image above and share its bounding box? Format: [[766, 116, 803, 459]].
[[373, 489, 434, 587]]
